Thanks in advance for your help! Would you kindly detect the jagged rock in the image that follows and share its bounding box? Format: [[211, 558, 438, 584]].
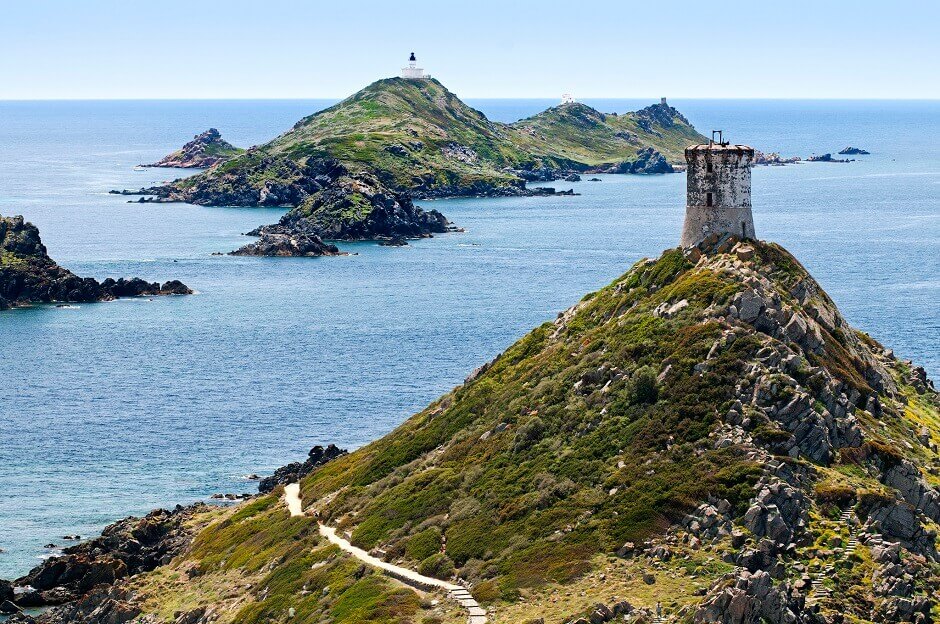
[[10, 504, 206, 608], [230, 232, 344, 257], [258, 444, 348, 493], [695, 570, 819, 624], [838, 147, 870, 155], [235, 162, 453, 252], [596, 147, 673, 174], [142, 128, 242, 168], [0, 215, 191, 309]]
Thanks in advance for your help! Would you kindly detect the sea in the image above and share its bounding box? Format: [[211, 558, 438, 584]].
[[0, 98, 937, 579]]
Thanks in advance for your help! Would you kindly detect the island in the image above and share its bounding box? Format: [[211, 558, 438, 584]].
[[838, 146, 870, 155], [120, 79, 706, 255], [0, 214, 191, 310]]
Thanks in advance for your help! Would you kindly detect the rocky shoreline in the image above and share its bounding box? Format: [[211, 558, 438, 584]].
[[0, 445, 347, 621], [0, 215, 191, 310]]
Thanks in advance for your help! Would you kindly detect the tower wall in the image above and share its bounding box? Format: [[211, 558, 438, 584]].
[[680, 144, 755, 247]]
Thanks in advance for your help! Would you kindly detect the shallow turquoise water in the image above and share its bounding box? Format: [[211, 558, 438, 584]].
[[0, 99, 937, 577]]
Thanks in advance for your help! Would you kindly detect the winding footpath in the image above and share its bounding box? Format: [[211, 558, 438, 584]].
[[283, 483, 487, 623]]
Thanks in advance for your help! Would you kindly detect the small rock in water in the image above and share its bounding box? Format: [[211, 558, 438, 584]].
[[43, 543, 57, 549]]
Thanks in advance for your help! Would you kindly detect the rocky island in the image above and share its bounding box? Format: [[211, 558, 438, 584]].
[[140, 128, 243, 169], [5, 139, 938, 624], [120, 78, 705, 255], [0, 214, 191, 310], [839, 147, 870, 155]]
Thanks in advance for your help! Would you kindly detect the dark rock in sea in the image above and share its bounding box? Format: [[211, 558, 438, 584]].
[[838, 146, 870, 155], [141, 128, 243, 169], [378, 237, 409, 247], [230, 232, 344, 257], [0, 599, 21, 615], [588, 177, 601, 181], [8, 504, 207, 609], [0, 579, 14, 604], [0, 215, 192, 309], [807, 153, 853, 163], [564, 173, 582, 182], [752, 151, 801, 166], [258, 444, 348, 494], [530, 187, 579, 196]]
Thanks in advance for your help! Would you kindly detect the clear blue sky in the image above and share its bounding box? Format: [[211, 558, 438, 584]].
[[1, 0, 937, 100]]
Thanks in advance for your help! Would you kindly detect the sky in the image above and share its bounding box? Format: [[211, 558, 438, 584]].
[[1, 0, 938, 100]]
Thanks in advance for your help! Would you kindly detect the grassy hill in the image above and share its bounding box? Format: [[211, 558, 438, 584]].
[[148, 78, 706, 206], [25, 236, 939, 624]]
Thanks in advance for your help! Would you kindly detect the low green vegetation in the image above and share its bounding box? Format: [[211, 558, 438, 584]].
[[164, 77, 706, 201]]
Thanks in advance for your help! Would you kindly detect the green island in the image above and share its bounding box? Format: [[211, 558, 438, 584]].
[[120, 78, 704, 255]]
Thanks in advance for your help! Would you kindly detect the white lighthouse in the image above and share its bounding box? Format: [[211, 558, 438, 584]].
[[400, 52, 428, 80]]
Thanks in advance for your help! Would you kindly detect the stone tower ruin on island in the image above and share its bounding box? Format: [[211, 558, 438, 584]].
[[680, 131, 755, 247]]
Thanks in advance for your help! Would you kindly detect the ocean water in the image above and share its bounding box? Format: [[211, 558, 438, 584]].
[[0, 99, 938, 578]]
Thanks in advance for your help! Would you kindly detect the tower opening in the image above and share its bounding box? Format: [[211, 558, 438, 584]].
[[706, 192, 713, 207]]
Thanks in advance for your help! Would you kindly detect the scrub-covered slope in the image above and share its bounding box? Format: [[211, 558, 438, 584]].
[[12, 236, 938, 624], [136, 78, 705, 204]]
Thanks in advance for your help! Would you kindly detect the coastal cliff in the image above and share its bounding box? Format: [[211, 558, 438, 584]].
[[0, 215, 191, 310], [141, 128, 243, 169], [7, 236, 938, 623]]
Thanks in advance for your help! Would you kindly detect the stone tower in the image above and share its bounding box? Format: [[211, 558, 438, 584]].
[[680, 131, 755, 247]]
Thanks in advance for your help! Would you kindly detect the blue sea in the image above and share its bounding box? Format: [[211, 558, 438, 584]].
[[0, 99, 938, 579]]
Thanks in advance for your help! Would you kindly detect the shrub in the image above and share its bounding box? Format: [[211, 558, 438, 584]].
[[815, 481, 856, 506], [405, 527, 442, 562], [512, 416, 546, 452], [418, 553, 455, 580], [626, 366, 659, 405]]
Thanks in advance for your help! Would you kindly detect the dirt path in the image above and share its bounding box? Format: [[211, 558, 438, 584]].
[[282, 482, 487, 623]]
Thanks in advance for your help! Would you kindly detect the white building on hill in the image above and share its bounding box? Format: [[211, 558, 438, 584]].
[[401, 52, 428, 79], [561, 93, 576, 104]]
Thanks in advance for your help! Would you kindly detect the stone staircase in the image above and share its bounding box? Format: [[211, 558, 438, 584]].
[[807, 509, 858, 606], [450, 587, 488, 624]]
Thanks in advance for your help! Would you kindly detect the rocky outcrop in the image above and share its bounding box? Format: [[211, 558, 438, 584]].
[[9, 504, 206, 608], [258, 444, 347, 493], [838, 147, 870, 155], [253, 169, 453, 243], [589, 147, 673, 174], [695, 570, 820, 624], [0, 215, 191, 309], [230, 232, 344, 257], [753, 151, 801, 166], [142, 128, 242, 168]]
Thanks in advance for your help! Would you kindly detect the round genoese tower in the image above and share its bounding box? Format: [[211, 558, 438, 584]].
[[680, 131, 755, 247]]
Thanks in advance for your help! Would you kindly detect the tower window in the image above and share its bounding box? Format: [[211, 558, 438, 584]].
[[706, 192, 713, 207], [707, 163, 713, 173]]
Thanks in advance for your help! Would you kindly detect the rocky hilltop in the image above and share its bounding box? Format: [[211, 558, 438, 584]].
[[141, 128, 243, 168], [0, 215, 191, 310], [6, 235, 937, 624]]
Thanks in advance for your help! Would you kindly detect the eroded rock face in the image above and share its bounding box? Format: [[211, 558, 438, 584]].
[[0, 215, 191, 308], [695, 570, 820, 624], [142, 128, 242, 169], [258, 444, 348, 493]]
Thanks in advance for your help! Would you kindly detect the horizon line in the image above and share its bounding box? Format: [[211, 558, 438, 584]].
[[2, 96, 939, 102]]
